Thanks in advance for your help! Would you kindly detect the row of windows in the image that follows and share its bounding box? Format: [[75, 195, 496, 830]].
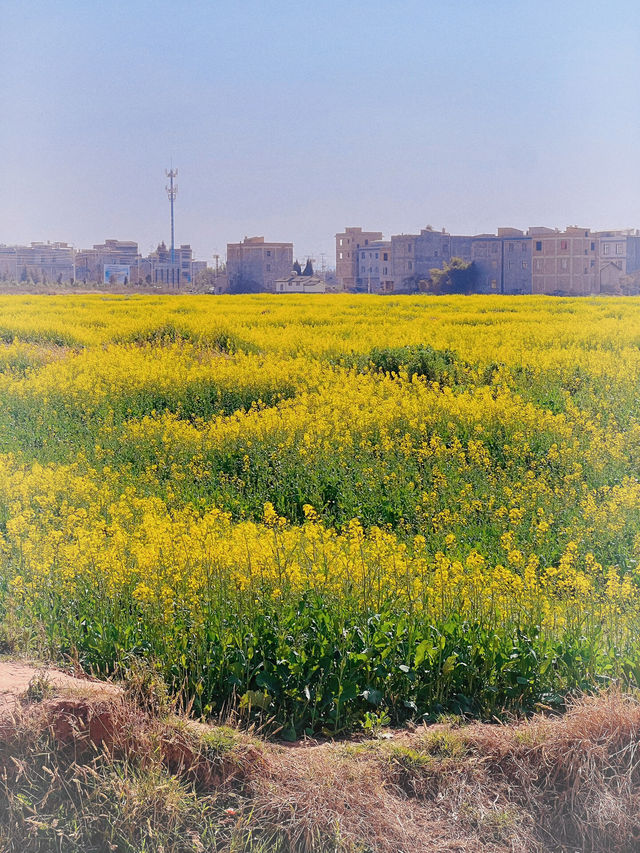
[[359, 266, 391, 276], [533, 259, 597, 271], [535, 240, 597, 252]]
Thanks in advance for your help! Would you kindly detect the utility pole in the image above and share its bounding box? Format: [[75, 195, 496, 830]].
[[165, 167, 178, 265]]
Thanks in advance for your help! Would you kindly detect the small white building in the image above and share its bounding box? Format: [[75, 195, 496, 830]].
[[274, 273, 326, 293]]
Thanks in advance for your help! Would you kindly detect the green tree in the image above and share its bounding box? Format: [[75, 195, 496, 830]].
[[427, 258, 477, 294]]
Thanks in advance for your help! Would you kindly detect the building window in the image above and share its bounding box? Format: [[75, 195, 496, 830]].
[[365, 240, 369, 246], [590, 242, 595, 251], [383, 253, 388, 261], [507, 260, 513, 269], [522, 260, 528, 268], [491, 279, 497, 290], [492, 260, 498, 268], [266, 264, 271, 271], [408, 261, 413, 270], [266, 250, 271, 256], [560, 240, 568, 250], [339, 252, 343, 260], [603, 244, 610, 255], [561, 259, 568, 270], [535, 259, 542, 270], [535, 241, 542, 251], [508, 243, 514, 252], [616, 243, 623, 254]]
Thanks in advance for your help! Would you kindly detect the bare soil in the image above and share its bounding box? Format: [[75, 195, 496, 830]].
[[0, 660, 120, 711]]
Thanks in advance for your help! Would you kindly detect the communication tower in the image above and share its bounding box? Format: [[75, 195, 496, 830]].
[[165, 167, 178, 264]]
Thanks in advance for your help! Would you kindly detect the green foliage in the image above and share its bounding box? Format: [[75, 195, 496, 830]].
[[366, 343, 461, 383], [426, 257, 478, 294]]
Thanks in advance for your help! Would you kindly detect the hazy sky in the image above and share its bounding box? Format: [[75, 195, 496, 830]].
[[2, 0, 639, 266]]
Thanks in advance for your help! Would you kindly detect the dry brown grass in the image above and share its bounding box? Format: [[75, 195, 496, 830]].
[[463, 690, 640, 851], [1, 689, 639, 852]]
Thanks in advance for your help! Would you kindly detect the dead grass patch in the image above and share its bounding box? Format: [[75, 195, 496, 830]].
[[0, 688, 639, 851]]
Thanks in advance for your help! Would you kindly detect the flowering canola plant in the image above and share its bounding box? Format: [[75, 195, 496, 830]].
[[1, 293, 640, 732]]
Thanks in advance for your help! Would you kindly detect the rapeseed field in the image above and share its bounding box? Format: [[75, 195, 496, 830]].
[[2, 293, 640, 734]]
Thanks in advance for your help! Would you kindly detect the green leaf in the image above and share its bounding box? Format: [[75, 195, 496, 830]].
[[361, 688, 383, 706], [414, 640, 432, 667], [239, 690, 270, 711]]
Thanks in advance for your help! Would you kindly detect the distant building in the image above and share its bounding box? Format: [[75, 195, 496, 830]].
[[531, 227, 598, 295], [0, 242, 75, 283], [499, 229, 532, 294], [226, 236, 293, 293], [356, 240, 392, 293], [75, 239, 199, 286], [390, 227, 473, 292], [140, 242, 193, 286], [595, 230, 640, 294], [275, 273, 326, 293], [471, 228, 531, 294], [75, 240, 141, 283], [470, 235, 503, 293], [336, 228, 383, 290]]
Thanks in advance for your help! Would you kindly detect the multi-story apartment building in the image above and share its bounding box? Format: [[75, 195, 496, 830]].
[[596, 230, 640, 293], [470, 235, 502, 292], [356, 240, 392, 292], [500, 229, 532, 293], [0, 242, 75, 283], [336, 227, 383, 290], [390, 227, 473, 291], [531, 227, 598, 295], [227, 236, 293, 293], [471, 228, 531, 294]]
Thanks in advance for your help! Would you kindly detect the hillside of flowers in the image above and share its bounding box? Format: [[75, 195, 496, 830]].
[[1, 293, 640, 734]]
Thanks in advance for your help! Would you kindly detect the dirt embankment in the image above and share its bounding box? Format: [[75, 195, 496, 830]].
[[1, 662, 639, 852]]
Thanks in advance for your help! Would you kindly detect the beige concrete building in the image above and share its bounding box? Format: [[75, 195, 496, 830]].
[[531, 226, 598, 295], [75, 239, 141, 282], [227, 236, 293, 293], [0, 242, 75, 283], [75, 239, 199, 286], [335, 227, 383, 290]]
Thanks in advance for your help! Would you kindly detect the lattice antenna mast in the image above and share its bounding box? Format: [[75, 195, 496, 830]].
[[165, 167, 178, 264]]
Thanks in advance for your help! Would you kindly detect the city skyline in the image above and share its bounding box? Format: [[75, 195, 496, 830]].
[[2, 0, 639, 263]]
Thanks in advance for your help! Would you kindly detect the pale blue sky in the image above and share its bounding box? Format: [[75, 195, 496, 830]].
[[1, 0, 639, 265]]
